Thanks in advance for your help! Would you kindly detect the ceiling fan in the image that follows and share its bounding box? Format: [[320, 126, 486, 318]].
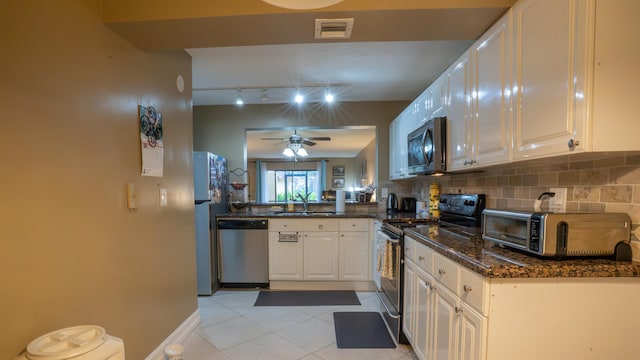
[[261, 130, 331, 146]]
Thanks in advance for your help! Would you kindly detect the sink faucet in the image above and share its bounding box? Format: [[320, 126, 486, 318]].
[[297, 192, 311, 211]]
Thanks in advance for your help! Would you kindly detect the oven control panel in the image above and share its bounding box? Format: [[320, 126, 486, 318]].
[[439, 194, 485, 217]]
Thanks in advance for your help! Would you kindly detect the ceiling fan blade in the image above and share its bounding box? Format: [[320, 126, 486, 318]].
[[302, 140, 317, 146], [261, 137, 287, 140], [305, 137, 331, 141]]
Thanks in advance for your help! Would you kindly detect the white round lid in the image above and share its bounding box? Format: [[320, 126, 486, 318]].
[[26, 325, 106, 360]]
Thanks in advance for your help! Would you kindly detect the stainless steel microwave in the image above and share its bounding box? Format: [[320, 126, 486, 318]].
[[481, 209, 631, 258], [407, 117, 446, 175]]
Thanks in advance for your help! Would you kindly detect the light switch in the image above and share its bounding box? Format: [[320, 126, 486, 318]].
[[159, 188, 168, 207], [381, 188, 388, 198]]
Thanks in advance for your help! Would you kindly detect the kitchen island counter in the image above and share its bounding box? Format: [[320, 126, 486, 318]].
[[405, 225, 640, 278]]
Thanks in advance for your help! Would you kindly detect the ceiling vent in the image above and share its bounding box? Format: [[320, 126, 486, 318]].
[[314, 18, 354, 39]]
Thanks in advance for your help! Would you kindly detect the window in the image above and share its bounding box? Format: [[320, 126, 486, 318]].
[[267, 170, 318, 202]]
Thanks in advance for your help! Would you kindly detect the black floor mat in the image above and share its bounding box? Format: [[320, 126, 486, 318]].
[[333, 312, 396, 349], [254, 290, 361, 306]]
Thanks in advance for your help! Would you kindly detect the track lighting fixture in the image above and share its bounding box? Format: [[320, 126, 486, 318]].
[[194, 83, 348, 105], [294, 91, 304, 104], [235, 89, 244, 106], [324, 88, 335, 103]]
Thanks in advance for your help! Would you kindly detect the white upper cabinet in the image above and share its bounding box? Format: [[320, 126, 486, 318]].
[[510, 0, 640, 158], [389, 116, 399, 179], [445, 50, 475, 171], [426, 75, 446, 120], [447, 9, 512, 171], [390, 0, 640, 175], [389, 108, 417, 180], [472, 12, 513, 168], [511, 0, 591, 159]]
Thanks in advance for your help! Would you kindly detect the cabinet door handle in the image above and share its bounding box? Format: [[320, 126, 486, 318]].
[[463, 285, 472, 293], [455, 306, 463, 314], [568, 138, 581, 150], [341, 234, 344, 237], [418, 256, 425, 261], [438, 269, 446, 275], [352, 223, 356, 227], [318, 224, 324, 230]]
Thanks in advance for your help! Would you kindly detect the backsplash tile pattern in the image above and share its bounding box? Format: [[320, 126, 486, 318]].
[[381, 152, 640, 262]]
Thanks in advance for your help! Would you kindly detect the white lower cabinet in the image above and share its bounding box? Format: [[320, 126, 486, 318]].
[[339, 231, 369, 281], [404, 235, 487, 360], [414, 266, 434, 360], [457, 302, 486, 360], [303, 230, 339, 280], [404, 234, 640, 360], [268, 218, 371, 282], [268, 231, 303, 280], [403, 259, 416, 344], [432, 283, 458, 360]]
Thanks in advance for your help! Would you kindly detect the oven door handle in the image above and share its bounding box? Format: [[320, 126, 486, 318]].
[[376, 291, 400, 319], [376, 230, 400, 243]]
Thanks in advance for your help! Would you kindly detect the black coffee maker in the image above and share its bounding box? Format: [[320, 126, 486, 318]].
[[387, 193, 398, 213]]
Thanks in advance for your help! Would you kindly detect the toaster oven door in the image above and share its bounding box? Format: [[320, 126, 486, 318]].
[[482, 210, 533, 251]]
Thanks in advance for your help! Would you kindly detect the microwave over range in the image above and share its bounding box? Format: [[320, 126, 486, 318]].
[[407, 117, 446, 175]]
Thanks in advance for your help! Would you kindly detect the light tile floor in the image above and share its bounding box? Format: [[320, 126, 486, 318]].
[[183, 290, 418, 360]]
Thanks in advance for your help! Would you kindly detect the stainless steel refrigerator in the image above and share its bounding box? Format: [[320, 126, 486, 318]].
[[193, 151, 228, 295]]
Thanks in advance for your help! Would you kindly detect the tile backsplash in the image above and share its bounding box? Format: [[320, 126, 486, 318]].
[[381, 151, 640, 261]]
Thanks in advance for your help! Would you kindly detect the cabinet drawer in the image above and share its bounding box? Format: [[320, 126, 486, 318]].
[[304, 219, 339, 232], [415, 242, 434, 274], [404, 236, 417, 262], [269, 219, 304, 232], [339, 218, 369, 232], [433, 252, 460, 295], [459, 266, 488, 315]]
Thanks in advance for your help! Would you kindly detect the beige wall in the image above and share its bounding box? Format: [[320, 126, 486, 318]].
[[354, 139, 377, 187], [0, 1, 196, 358], [194, 101, 408, 197]]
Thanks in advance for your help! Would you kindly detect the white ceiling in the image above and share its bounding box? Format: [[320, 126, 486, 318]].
[[187, 40, 473, 106], [103, 1, 514, 159]]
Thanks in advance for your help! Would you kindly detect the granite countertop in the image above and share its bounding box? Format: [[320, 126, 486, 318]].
[[405, 225, 640, 278], [217, 212, 377, 219]]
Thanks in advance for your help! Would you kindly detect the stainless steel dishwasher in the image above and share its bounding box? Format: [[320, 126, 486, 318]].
[[217, 218, 269, 287]]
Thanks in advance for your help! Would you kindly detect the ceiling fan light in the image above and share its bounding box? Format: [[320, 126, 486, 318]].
[[294, 93, 304, 104], [297, 147, 308, 157], [283, 147, 295, 157]]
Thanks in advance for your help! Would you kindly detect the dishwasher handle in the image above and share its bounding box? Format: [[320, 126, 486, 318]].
[[217, 219, 268, 229]]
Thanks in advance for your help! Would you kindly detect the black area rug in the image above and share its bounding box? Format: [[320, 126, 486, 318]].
[[333, 312, 396, 349], [254, 290, 361, 306]]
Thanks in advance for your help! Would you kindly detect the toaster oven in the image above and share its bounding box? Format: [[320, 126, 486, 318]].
[[481, 209, 631, 258]]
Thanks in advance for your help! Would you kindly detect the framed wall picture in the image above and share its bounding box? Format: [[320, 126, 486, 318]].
[[333, 165, 345, 176], [333, 177, 345, 188]]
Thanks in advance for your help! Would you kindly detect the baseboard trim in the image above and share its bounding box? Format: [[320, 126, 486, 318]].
[[145, 309, 200, 360], [269, 280, 377, 291]]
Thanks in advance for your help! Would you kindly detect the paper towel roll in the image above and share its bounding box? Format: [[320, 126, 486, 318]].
[[416, 201, 427, 218], [336, 189, 346, 214]]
